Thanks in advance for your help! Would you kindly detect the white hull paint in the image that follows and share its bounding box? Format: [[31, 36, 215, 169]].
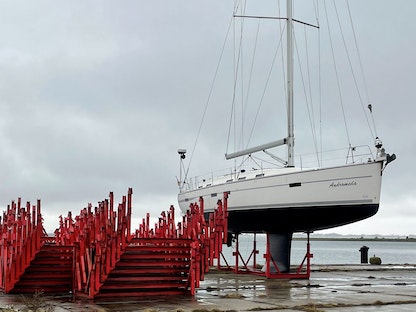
[[178, 160, 383, 233]]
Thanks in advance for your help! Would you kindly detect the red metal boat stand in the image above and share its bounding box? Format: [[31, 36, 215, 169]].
[[220, 232, 312, 279]]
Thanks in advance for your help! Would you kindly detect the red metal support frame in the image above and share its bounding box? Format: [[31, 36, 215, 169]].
[[220, 231, 312, 279], [0, 198, 45, 293], [53, 188, 134, 298], [1, 189, 230, 297], [230, 233, 260, 274]]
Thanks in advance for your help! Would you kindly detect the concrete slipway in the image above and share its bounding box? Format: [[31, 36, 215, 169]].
[[1, 265, 416, 311]]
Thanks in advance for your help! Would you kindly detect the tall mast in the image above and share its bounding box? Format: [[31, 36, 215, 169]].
[[287, 0, 294, 167], [225, 0, 300, 163]]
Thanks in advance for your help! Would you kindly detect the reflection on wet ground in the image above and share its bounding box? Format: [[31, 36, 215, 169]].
[[1, 265, 416, 311]]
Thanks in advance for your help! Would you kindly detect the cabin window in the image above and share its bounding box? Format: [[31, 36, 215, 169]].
[[289, 182, 302, 187], [226, 179, 233, 183], [238, 177, 246, 180], [255, 173, 265, 178], [211, 193, 217, 197]]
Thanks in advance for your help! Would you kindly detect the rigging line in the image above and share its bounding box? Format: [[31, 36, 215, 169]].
[[333, 0, 374, 140], [279, 0, 288, 123], [232, 1, 254, 171], [233, 0, 240, 12], [242, 18, 261, 149], [315, 0, 323, 167], [234, 15, 318, 29], [237, 0, 286, 152], [310, 0, 323, 165], [345, 0, 378, 138], [300, 26, 321, 167], [294, 32, 319, 164], [239, 0, 248, 154], [226, 1, 245, 156], [345, 0, 370, 105], [184, 13, 234, 183], [230, 1, 239, 159], [246, 24, 287, 148], [311, 1, 321, 166], [251, 154, 282, 168], [237, 2, 243, 153], [235, 1, 249, 170], [247, 155, 264, 171], [323, 0, 351, 147], [304, 27, 314, 130], [312, 0, 320, 28], [228, 0, 239, 162], [234, 154, 252, 173], [317, 1, 323, 167]]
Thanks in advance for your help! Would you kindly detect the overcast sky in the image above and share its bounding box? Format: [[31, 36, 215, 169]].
[[0, 1, 414, 236]]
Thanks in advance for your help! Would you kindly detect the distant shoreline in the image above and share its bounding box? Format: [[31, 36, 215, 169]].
[[293, 237, 416, 242]]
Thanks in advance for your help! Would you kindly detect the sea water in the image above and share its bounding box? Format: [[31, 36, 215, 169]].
[[219, 234, 416, 265]]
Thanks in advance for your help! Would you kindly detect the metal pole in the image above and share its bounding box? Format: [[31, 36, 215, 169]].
[[287, 0, 295, 167]]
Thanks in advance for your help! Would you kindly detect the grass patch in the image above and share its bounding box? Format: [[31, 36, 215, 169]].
[[248, 306, 288, 311], [220, 293, 245, 299], [0, 307, 19, 312], [19, 291, 54, 312], [295, 302, 326, 312], [351, 283, 371, 287], [192, 309, 237, 312]]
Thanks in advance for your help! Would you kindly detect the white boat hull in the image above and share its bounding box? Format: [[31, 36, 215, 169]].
[[178, 161, 383, 233]]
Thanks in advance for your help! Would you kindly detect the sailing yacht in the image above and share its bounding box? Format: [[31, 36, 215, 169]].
[[177, 0, 395, 271]]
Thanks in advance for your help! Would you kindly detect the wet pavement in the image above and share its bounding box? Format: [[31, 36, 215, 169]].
[[1, 265, 416, 311]]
